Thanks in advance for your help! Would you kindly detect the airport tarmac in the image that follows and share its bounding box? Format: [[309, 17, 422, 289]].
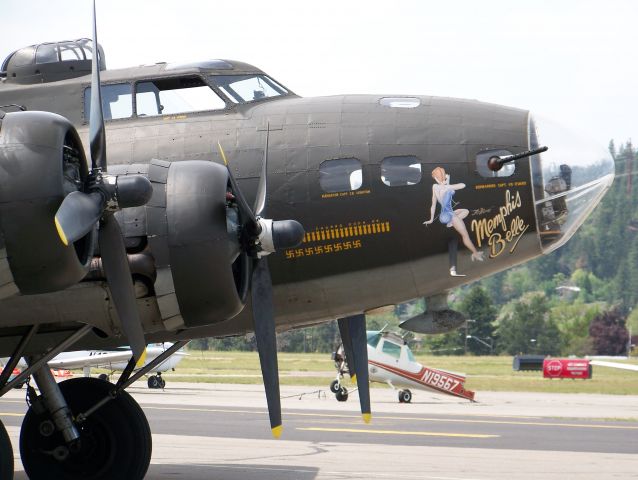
[[1, 382, 637, 479]]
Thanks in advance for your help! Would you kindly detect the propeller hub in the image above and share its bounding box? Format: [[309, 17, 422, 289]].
[[257, 218, 305, 255]]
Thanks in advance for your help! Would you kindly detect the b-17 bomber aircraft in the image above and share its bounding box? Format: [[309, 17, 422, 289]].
[[0, 3, 614, 479]]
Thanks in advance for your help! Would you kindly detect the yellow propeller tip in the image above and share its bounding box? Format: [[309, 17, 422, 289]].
[[54, 217, 69, 246], [271, 425, 283, 439], [351, 374, 357, 384], [135, 348, 148, 368], [362, 413, 372, 424], [217, 141, 228, 166]]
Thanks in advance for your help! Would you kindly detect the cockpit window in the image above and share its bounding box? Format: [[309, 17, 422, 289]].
[[210, 74, 287, 103], [475, 149, 515, 178], [381, 340, 402, 359], [136, 76, 226, 116], [59, 42, 85, 62], [319, 158, 363, 193], [35, 44, 58, 64], [381, 156, 422, 186], [367, 332, 382, 348], [84, 83, 132, 121]]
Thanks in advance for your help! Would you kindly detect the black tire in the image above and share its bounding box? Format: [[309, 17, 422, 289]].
[[158, 377, 166, 389], [329, 379, 341, 394], [147, 375, 160, 389], [19, 377, 151, 480], [97, 374, 109, 382], [0, 419, 14, 480], [335, 387, 349, 402], [400, 389, 412, 403]]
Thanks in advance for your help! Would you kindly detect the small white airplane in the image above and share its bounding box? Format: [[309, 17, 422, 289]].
[[4, 343, 187, 389], [331, 330, 475, 403]]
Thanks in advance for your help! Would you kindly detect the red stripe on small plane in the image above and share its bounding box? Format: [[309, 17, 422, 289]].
[[369, 360, 475, 401]]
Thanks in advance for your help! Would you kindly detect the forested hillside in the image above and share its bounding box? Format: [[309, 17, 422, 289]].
[[191, 141, 636, 356]]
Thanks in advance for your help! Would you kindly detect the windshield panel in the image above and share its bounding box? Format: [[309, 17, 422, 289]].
[[529, 114, 614, 253], [210, 74, 288, 103]]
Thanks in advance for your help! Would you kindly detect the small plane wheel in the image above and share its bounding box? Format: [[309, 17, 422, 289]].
[[147, 375, 160, 389], [0, 419, 14, 480], [400, 389, 412, 403], [329, 379, 341, 394], [335, 387, 349, 402], [158, 377, 166, 389], [19, 377, 152, 480], [97, 373, 109, 382]]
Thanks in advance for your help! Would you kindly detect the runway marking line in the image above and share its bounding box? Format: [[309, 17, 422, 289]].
[[183, 463, 483, 479], [0, 413, 23, 417], [297, 427, 499, 439], [141, 406, 638, 430], [180, 464, 480, 480]]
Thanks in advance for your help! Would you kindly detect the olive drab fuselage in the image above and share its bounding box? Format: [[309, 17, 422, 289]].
[[0, 54, 614, 355]]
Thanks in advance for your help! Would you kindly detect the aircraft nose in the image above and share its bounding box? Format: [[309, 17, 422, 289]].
[[529, 115, 615, 253]]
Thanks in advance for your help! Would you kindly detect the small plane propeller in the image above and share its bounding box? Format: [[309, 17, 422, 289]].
[[217, 133, 304, 438], [337, 315, 372, 423], [54, 0, 152, 365]]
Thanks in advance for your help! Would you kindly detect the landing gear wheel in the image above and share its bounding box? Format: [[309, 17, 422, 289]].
[[157, 376, 166, 389], [97, 373, 109, 382], [329, 379, 341, 394], [0, 419, 14, 480], [398, 389, 412, 403], [19, 377, 152, 480], [335, 386, 349, 402], [147, 375, 160, 389]]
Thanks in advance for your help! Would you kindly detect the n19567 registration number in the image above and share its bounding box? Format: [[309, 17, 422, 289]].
[[420, 370, 460, 392]]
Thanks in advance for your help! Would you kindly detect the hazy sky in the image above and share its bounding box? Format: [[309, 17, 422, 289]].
[[1, 0, 636, 147]]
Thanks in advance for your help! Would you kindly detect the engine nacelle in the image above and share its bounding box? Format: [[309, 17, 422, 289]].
[[145, 159, 244, 329], [0, 111, 92, 295]]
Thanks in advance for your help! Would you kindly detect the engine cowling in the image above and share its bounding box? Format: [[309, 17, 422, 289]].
[[0, 111, 93, 295], [145, 159, 244, 329]]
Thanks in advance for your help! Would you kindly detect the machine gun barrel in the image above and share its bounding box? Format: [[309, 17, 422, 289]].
[[488, 146, 548, 171]]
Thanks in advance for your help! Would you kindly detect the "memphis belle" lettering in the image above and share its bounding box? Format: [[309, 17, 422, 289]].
[[470, 190, 529, 258]]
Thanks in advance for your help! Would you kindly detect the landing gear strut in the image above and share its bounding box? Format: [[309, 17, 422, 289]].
[[20, 377, 152, 480]]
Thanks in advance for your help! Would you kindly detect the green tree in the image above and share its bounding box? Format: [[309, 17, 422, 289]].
[[459, 285, 496, 355], [496, 294, 563, 355], [550, 301, 601, 356], [423, 330, 465, 355]]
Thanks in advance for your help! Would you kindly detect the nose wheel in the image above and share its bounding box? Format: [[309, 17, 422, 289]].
[[147, 373, 166, 389], [335, 386, 349, 402], [329, 379, 341, 394], [19, 377, 152, 480], [398, 389, 412, 403]]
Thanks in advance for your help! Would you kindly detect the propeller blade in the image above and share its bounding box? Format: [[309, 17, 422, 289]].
[[338, 314, 371, 423], [337, 318, 356, 380], [99, 214, 147, 365], [89, 0, 106, 172], [217, 141, 258, 232], [251, 259, 282, 438], [54, 190, 104, 246], [253, 123, 269, 217]]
